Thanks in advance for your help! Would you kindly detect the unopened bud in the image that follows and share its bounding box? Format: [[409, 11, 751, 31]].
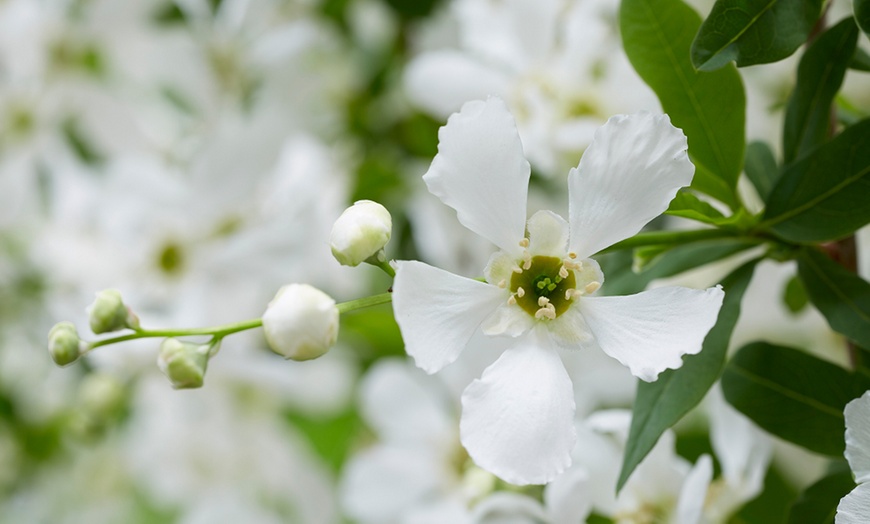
[[48, 321, 83, 366], [262, 284, 338, 361], [330, 200, 392, 266], [87, 289, 139, 334], [157, 338, 211, 389]]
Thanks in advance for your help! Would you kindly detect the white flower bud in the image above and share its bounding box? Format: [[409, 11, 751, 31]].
[[48, 321, 84, 366], [262, 284, 339, 361], [330, 200, 392, 266], [87, 289, 139, 334], [157, 338, 211, 389]]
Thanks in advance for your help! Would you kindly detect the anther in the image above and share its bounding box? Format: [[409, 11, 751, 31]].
[[568, 252, 577, 259], [516, 287, 525, 297], [534, 306, 556, 320], [512, 266, 523, 274], [523, 259, 532, 270], [565, 289, 582, 300], [497, 279, 506, 288], [538, 296, 550, 307], [585, 281, 601, 294], [519, 238, 530, 248], [508, 295, 517, 306], [558, 265, 569, 279]]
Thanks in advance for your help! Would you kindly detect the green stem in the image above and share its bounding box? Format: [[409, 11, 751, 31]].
[[596, 228, 735, 254], [86, 292, 394, 351], [337, 292, 392, 314], [372, 258, 396, 278]]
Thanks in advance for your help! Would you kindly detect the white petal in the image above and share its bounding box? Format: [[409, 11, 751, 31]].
[[482, 303, 535, 338], [544, 467, 592, 524], [676, 454, 713, 524], [546, 306, 598, 352], [460, 331, 576, 485], [359, 359, 453, 445], [484, 250, 520, 286], [472, 492, 549, 524], [339, 446, 442, 524], [567, 113, 694, 258], [393, 261, 506, 374], [527, 210, 569, 257], [423, 97, 530, 256], [845, 391, 870, 483], [837, 483, 870, 524], [404, 51, 511, 120], [579, 286, 724, 382]]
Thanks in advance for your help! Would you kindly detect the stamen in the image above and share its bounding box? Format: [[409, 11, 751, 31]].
[[585, 281, 601, 294], [519, 238, 530, 248], [558, 265, 569, 279], [568, 252, 577, 259], [516, 287, 525, 297], [537, 296, 550, 307], [565, 289, 582, 300], [507, 295, 517, 305], [523, 259, 532, 270], [512, 266, 523, 274], [497, 279, 506, 288], [534, 305, 556, 320]]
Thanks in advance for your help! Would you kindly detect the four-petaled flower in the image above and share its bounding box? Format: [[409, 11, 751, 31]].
[[392, 97, 724, 485]]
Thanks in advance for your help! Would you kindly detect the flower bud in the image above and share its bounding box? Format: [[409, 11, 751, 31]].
[[48, 321, 83, 366], [262, 284, 338, 361], [157, 338, 211, 389], [87, 289, 139, 334], [330, 200, 392, 266]]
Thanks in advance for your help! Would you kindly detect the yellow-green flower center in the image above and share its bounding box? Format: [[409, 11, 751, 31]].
[[510, 255, 576, 318]]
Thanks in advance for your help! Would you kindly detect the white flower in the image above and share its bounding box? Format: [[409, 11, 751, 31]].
[[330, 200, 392, 267], [392, 97, 724, 485], [262, 284, 339, 361], [837, 391, 870, 523]]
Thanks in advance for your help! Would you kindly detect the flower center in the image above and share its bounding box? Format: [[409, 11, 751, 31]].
[[510, 255, 576, 319]]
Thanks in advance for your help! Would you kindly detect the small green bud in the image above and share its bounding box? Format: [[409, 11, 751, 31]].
[[262, 284, 338, 361], [157, 338, 211, 389], [330, 200, 392, 267], [87, 289, 139, 334], [48, 321, 83, 366]]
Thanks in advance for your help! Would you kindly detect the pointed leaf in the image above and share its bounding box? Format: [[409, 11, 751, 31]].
[[798, 248, 870, 349], [783, 18, 859, 164], [763, 118, 870, 242], [617, 259, 757, 491], [786, 469, 855, 524], [691, 0, 823, 71], [856, 0, 870, 38], [620, 0, 745, 209], [744, 140, 779, 202], [722, 342, 870, 456]]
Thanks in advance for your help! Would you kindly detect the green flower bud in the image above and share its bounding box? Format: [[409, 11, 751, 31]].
[[87, 289, 139, 334], [157, 338, 211, 389], [262, 284, 338, 361], [330, 200, 392, 267], [48, 321, 83, 366]]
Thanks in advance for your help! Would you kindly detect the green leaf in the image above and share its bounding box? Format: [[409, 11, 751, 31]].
[[782, 274, 809, 314], [783, 18, 859, 164], [617, 259, 757, 491], [798, 248, 870, 348], [635, 238, 760, 277], [852, 46, 870, 72], [691, 0, 823, 71], [762, 117, 870, 242], [621, 0, 746, 209], [856, 0, 870, 38], [744, 141, 779, 202], [666, 191, 725, 224], [786, 468, 855, 524], [722, 342, 870, 456]]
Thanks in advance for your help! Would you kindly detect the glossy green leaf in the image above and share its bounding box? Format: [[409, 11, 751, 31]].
[[617, 260, 757, 491], [763, 118, 870, 242], [798, 248, 870, 349], [856, 0, 870, 38], [621, 0, 745, 209], [852, 47, 870, 72], [783, 18, 859, 164], [722, 342, 870, 456], [691, 0, 823, 71], [744, 141, 779, 202], [665, 191, 726, 224], [786, 468, 855, 524], [634, 238, 759, 276]]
